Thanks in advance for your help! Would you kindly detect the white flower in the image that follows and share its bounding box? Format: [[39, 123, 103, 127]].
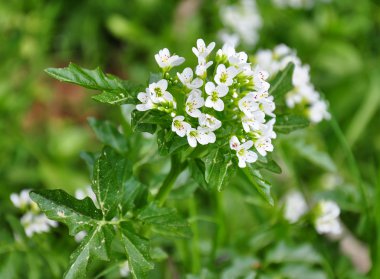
[[238, 93, 259, 116], [120, 261, 130, 278], [241, 111, 265, 132], [254, 136, 273, 157], [136, 89, 154, 111], [192, 39, 215, 59], [195, 58, 213, 78], [219, 31, 240, 48], [252, 67, 270, 93], [186, 127, 215, 147], [258, 96, 275, 117], [204, 82, 229, 111], [185, 90, 204, 118], [172, 116, 191, 137], [214, 64, 239, 86], [155, 48, 185, 70], [230, 136, 258, 168], [177, 68, 203, 89], [199, 113, 222, 131], [148, 79, 173, 103], [10, 189, 33, 209], [75, 186, 97, 204], [283, 191, 308, 223], [314, 200, 342, 236], [74, 231, 87, 243], [308, 100, 330, 123], [21, 212, 58, 237]]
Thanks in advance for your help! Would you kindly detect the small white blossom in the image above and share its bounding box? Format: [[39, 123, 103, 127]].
[[199, 113, 222, 131], [214, 64, 239, 87], [155, 48, 185, 70], [75, 186, 97, 205], [308, 100, 331, 123], [187, 127, 215, 147], [10, 189, 34, 209], [172, 116, 191, 137], [195, 58, 213, 78], [238, 93, 260, 116], [258, 96, 276, 117], [148, 79, 173, 103], [136, 89, 154, 111], [74, 231, 87, 243], [283, 191, 308, 223], [241, 111, 265, 132], [185, 90, 204, 118], [204, 82, 229, 111], [230, 136, 258, 168], [192, 39, 216, 59], [314, 200, 342, 236], [21, 212, 58, 237], [177, 68, 203, 89]]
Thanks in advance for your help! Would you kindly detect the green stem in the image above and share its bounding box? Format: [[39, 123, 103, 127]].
[[189, 197, 201, 274], [211, 191, 226, 262], [156, 156, 185, 206]]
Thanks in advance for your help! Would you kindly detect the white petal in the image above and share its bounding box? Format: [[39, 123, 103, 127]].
[[205, 97, 214, 108], [238, 158, 247, 168], [217, 85, 229, 97], [157, 79, 168, 90], [230, 136, 240, 150], [245, 151, 258, 163], [214, 99, 224, 111], [190, 78, 203, 89], [187, 135, 197, 147], [240, 140, 253, 150], [205, 82, 215, 95]]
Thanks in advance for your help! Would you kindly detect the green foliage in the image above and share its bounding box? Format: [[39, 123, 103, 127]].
[[269, 63, 295, 101], [275, 115, 310, 134]]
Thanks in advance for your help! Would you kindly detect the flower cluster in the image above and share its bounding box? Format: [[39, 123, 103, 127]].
[[283, 191, 342, 236], [255, 44, 330, 123], [272, 0, 331, 9], [10, 189, 58, 237], [136, 39, 277, 168], [219, 0, 262, 47]]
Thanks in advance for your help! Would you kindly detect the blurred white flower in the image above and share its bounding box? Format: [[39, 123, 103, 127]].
[[21, 212, 58, 237], [74, 230, 88, 243], [75, 186, 97, 204], [283, 191, 308, 223], [119, 261, 130, 277], [10, 189, 35, 210], [314, 200, 342, 236]]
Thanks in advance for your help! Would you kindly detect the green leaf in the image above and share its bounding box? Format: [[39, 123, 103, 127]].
[[92, 146, 132, 219], [137, 202, 191, 237], [189, 159, 208, 189], [266, 242, 322, 265], [80, 151, 99, 178], [275, 115, 310, 134], [45, 63, 139, 105], [30, 189, 102, 235], [65, 225, 114, 279], [269, 62, 295, 100], [202, 148, 235, 191], [255, 155, 282, 174], [121, 224, 154, 279], [292, 140, 336, 172], [131, 110, 170, 134], [88, 117, 128, 154], [242, 167, 274, 206], [121, 177, 148, 214]]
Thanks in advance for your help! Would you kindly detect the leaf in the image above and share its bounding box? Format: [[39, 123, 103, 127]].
[[137, 202, 191, 237], [64, 225, 114, 279], [92, 146, 132, 219], [292, 140, 336, 172], [202, 148, 235, 191], [121, 177, 148, 214], [121, 224, 154, 279], [242, 167, 274, 206], [269, 62, 295, 100], [80, 151, 99, 178], [274, 115, 310, 134], [45, 63, 139, 105], [88, 117, 128, 154], [255, 155, 282, 174], [131, 110, 170, 134], [30, 189, 102, 235], [189, 159, 208, 189]]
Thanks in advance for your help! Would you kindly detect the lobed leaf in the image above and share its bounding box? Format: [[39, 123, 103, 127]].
[[121, 224, 154, 279], [137, 202, 191, 237], [30, 189, 102, 235], [269, 62, 295, 101], [274, 115, 310, 134], [92, 146, 132, 219], [64, 225, 114, 279], [131, 110, 170, 134], [88, 117, 128, 154]]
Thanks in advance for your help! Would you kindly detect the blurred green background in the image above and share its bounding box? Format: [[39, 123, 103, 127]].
[[0, 0, 379, 278]]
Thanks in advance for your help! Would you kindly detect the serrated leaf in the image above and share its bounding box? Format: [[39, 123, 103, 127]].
[[45, 63, 139, 105], [92, 146, 132, 219], [88, 117, 128, 154], [65, 225, 114, 279], [202, 148, 235, 191], [189, 159, 208, 189], [255, 155, 282, 174], [30, 189, 102, 235], [269, 63, 295, 100], [137, 202, 190, 237], [242, 167, 274, 206], [121, 224, 154, 279], [275, 115, 309, 134]]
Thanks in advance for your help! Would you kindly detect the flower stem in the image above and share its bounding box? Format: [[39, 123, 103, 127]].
[[156, 155, 185, 206], [189, 197, 201, 273]]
